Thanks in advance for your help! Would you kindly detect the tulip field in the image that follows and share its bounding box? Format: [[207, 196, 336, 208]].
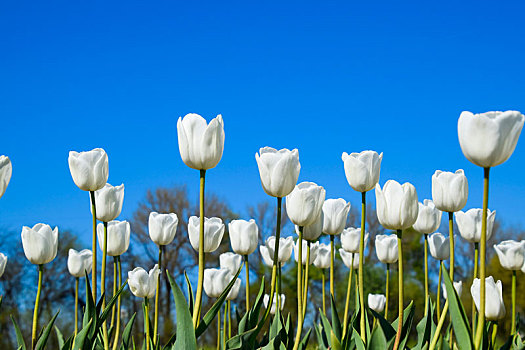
[[2, 111, 525, 350]]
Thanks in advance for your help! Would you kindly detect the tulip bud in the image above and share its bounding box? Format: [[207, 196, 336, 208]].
[[128, 264, 160, 299], [295, 212, 323, 242], [442, 281, 463, 300], [455, 208, 496, 243], [286, 182, 326, 227], [428, 232, 450, 261], [259, 245, 274, 267], [494, 240, 525, 271], [188, 216, 225, 253], [255, 147, 300, 198], [67, 249, 93, 278], [341, 227, 369, 254], [97, 220, 130, 257], [228, 219, 258, 255], [149, 212, 178, 246], [368, 294, 386, 313], [263, 293, 285, 315], [226, 278, 241, 301], [294, 241, 319, 265], [203, 268, 231, 298], [375, 180, 418, 230], [0, 156, 12, 199], [322, 198, 351, 235], [177, 113, 225, 170], [375, 234, 398, 264], [471, 277, 506, 320], [339, 249, 359, 270], [265, 236, 294, 264], [0, 253, 7, 278], [458, 110, 525, 168], [21, 223, 58, 265], [432, 170, 468, 213], [68, 148, 108, 191], [313, 243, 331, 269], [342, 151, 383, 193], [413, 199, 442, 234], [220, 252, 243, 274], [92, 183, 124, 222]]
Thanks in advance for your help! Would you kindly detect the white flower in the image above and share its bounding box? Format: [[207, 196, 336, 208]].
[[295, 212, 323, 241], [0, 156, 12, 199], [413, 200, 442, 234], [149, 212, 179, 246], [375, 234, 398, 264], [220, 252, 243, 274], [471, 277, 506, 320], [188, 216, 225, 253], [322, 198, 351, 235], [313, 243, 331, 269], [432, 170, 468, 213], [342, 151, 383, 192], [339, 249, 359, 269], [97, 220, 130, 256], [203, 268, 231, 298], [341, 227, 369, 254], [177, 113, 225, 170], [455, 208, 496, 243], [92, 183, 125, 222], [68, 148, 108, 191], [67, 249, 93, 278], [286, 182, 326, 227], [375, 180, 418, 230], [128, 264, 160, 299], [263, 293, 286, 315], [21, 224, 58, 265], [368, 294, 386, 313], [293, 240, 319, 265], [226, 277, 241, 301], [228, 219, 258, 255], [0, 253, 7, 278], [494, 240, 525, 271], [265, 236, 294, 264], [428, 232, 450, 261], [442, 281, 463, 300], [255, 147, 301, 197], [259, 245, 274, 267]]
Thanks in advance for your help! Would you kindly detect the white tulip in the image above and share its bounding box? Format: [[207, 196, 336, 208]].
[[228, 219, 258, 255], [341, 227, 369, 254], [413, 200, 442, 234], [128, 264, 160, 299], [340, 249, 359, 269], [21, 224, 58, 265], [67, 249, 93, 278], [203, 268, 231, 298], [368, 294, 386, 313], [226, 278, 241, 301], [286, 182, 326, 227], [255, 147, 300, 198], [471, 277, 506, 320], [68, 148, 108, 191], [428, 232, 450, 261], [149, 212, 178, 246], [97, 220, 130, 256], [342, 151, 383, 193], [177, 113, 225, 170], [259, 245, 274, 267], [458, 110, 525, 168], [294, 212, 323, 241], [294, 240, 319, 265], [442, 281, 463, 300], [375, 234, 398, 264], [432, 170, 468, 213], [455, 208, 496, 243], [265, 236, 294, 264], [313, 243, 331, 269], [375, 180, 418, 230], [0, 156, 12, 199], [264, 293, 286, 314], [0, 253, 7, 278], [91, 183, 124, 222], [188, 216, 225, 253], [494, 240, 525, 271], [220, 252, 243, 274], [322, 198, 351, 235]]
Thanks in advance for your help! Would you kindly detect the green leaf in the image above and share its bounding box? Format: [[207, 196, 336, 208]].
[[390, 300, 415, 350], [298, 328, 312, 350], [352, 327, 366, 350], [184, 271, 194, 317], [415, 298, 436, 350], [330, 293, 342, 342], [369, 309, 396, 342], [99, 281, 128, 326], [73, 319, 92, 350], [121, 312, 137, 350], [55, 326, 65, 349], [367, 325, 387, 350], [35, 311, 60, 350], [10, 315, 27, 350], [166, 271, 197, 350]]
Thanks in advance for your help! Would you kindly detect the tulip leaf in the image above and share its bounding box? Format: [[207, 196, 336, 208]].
[[315, 322, 329, 350], [298, 328, 312, 350], [368, 324, 387, 350], [184, 271, 194, 316], [54, 325, 65, 349], [352, 327, 366, 350], [10, 315, 27, 350], [390, 300, 415, 350], [35, 310, 59, 350], [330, 293, 342, 341], [73, 319, 92, 350], [415, 298, 436, 350], [369, 309, 396, 342], [98, 280, 128, 326], [120, 312, 137, 350], [442, 266, 474, 350], [166, 270, 197, 350]]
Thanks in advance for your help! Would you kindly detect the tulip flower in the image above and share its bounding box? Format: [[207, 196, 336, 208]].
[[341, 150, 383, 193], [97, 220, 130, 257], [68, 148, 109, 192], [286, 182, 326, 227], [188, 216, 225, 253], [341, 227, 369, 254], [340, 249, 359, 332], [374, 234, 397, 318], [203, 268, 232, 299], [92, 183, 125, 222], [441, 281, 463, 300], [255, 147, 301, 198], [295, 212, 323, 242], [220, 252, 243, 274], [0, 155, 12, 199], [294, 240, 319, 265], [0, 253, 6, 278], [432, 170, 468, 213], [265, 236, 294, 264], [471, 277, 506, 321], [263, 293, 286, 315], [68, 249, 92, 335], [368, 294, 386, 313], [322, 198, 351, 235], [259, 245, 274, 267], [455, 208, 496, 243], [428, 232, 450, 319], [228, 219, 258, 255], [313, 243, 331, 313], [147, 212, 178, 246], [226, 277, 241, 301]]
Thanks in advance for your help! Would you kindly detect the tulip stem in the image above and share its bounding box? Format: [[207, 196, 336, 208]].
[[392, 230, 404, 350], [512, 270, 516, 334], [90, 191, 97, 302], [491, 322, 498, 347], [277, 262, 282, 312], [223, 304, 227, 349], [322, 269, 326, 315], [228, 300, 232, 339], [112, 256, 122, 350], [330, 235, 335, 299], [193, 169, 206, 327], [31, 264, 43, 350], [429, 299, 449, 350], [474, 167, 490, 350], [302, 241, 311, 318], [154, 245, 162, 346], [472, 242, 479, 333], [424, 234, 429, 316], [385, 263, 390, 320], [102, 222, 109, 350], [358, 191, 366, 343], [111, 257, 117, 329], [292, 226, 304, 350], [343, 256, 354, 338], [144, 297, 150, 350], [244, 255, 250, 312], [217, 308, 221, 350], [75, 277, 79, 336], [437, 260, 443, 320], [448, 212, 455, 281]]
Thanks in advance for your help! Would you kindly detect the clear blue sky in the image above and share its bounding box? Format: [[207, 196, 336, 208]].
[[1, 1, 525, 245]]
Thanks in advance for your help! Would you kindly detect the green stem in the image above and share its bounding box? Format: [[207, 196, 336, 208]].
[[330, 235, 335, 299], [110, 257, 117, 329], [429, 300, 450, 350], [144, 298, 150, 350], [392, 230, 404, 350], [472, 243, 479, 333], [512, 270, 516, 334], [277, 263, 282, 312], [491, 322, 498, 347], [90, 191, 97, 302], [322, 269, 326, 315], [292, 226, 304, 350], [385, 263, 390, 320], [102, 222, 109, 350], [449, 212, 455, 281], [262, 197, 282, 324], [228, 300, 232, 339], [217, 308, 221, 350], [474, 167, 490, 350], [193, 169, 206, 327], [358, 191, 366, 343], [245, 255, 250, 312], [424, 234, 429, 316], [75, 277, 79, 336], [343, 259, 354, 338], [31, 264, 43, 350], [302, 242, 311, 318], [154, 245, 162, 346], [223, 304, 227, 349], [112, 256, 122, 350], [437, 261, 443, 320]]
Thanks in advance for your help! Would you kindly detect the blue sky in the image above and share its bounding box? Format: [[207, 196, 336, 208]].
[[1, 1, 525, 245]]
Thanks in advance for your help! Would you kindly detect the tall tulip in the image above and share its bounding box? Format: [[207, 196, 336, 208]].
[[295, 212, 324, 242], [188, 216, 225, 253], [68, 147, 108, 301], [294, 240, 319, 265], [313, 243, 331, 313], [21, 223, 58, 348], [375, 180, 418, 350], [471, 277, 506, 321], [428, 232, 450, 319], [220, 252, 243, 274], [0, 253, 6, 278], [322, 198, 351, 235], [68, 249, 92, 335], [375, 234, 398, 320], [97, 220, 130, 257], [368, 294, 386, 313], [259, 245, 274, 267], [203, 267, 232, 348], [0, 155, 12, 199], [458, 110, 524, 348], [341, 227, 369, 254], [264, 293, 286, 315]]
